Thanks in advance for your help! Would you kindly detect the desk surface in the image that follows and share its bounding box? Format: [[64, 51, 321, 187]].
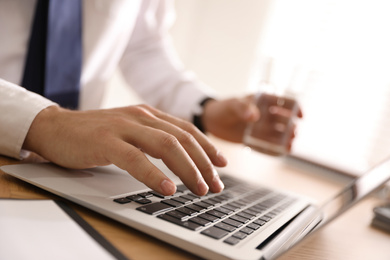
[[1, 139, 389, 260]]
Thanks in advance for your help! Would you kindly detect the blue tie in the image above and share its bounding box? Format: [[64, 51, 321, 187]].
[[22, 0, 82, 109]]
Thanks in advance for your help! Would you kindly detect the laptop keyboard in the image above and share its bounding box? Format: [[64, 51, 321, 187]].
[[113, 175, 296, 245]]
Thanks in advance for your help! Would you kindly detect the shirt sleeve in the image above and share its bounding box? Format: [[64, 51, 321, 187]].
[[118, 0, 216, 122], [0, 79, 57, 159]]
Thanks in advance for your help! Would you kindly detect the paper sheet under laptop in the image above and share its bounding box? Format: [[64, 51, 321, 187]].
[[0, 200, 116, 260]]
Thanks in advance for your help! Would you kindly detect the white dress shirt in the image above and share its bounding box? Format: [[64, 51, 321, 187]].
[[0, 0, 214, 159]]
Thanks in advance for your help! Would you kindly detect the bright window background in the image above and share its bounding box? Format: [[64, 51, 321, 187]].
[[103, 0, 390, 175], [255, 0, 390, 174]]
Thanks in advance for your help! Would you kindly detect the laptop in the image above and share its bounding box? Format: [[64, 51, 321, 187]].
[[1, 155, 390, 260]]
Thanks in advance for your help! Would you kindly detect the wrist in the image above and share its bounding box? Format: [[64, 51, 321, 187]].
[[22, 105, 63, 154], [192, 97, 215, 133]]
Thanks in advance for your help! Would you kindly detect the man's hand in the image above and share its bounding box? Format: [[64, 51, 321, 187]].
[[22, 105, 227, 196], [202, 95, 303, 152]]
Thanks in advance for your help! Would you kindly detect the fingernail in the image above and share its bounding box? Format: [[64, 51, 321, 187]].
[[217, 151, 228, 165], [197, 179, 209, 195], [212, 174, 224, 193], [160, 179, 176, 195]]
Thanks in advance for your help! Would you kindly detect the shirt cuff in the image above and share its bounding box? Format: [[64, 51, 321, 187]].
[[0, 79, 57, 159]]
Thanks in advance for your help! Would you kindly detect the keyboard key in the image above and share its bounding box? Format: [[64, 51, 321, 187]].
[[213, 194, 230, 203], [237, 212, 256, 220], [253, 219, 266, 226], [203, 198, 221, 206], [243, 209, 261, 217], [136, 202, 173, 215], [176, 207, 197, 216], [194, 201, 213, 209], [148, 190, 166, 198], [223, 203, 241, 211], [230, 214, 250, 224], [175, 184, 188, 193], [220, 176, 237, 187], [214, 222, 236, 232], [113, 198, 131, 204], [236, 199, 250, 206], [161, 199, 183, 207], [215, 207, 233, 215], [166, 210, 190, 221], [265, 212, 277, 218], [180, 194, 198, 201], [184, 193, 200, 200], [229, 202, 245, 209], [223, 218, 243, 228], [201, 226, 229, 239], [248, 206, 265, 214], [138, 192, 153, 198], [223, 236, 241, 245], [240, 227, 254, 235], [247, 223, 261, 230], [198, 213, 219, 223], [259, 215, 272, 222], [232, 231, 247, 240], [206, 209, 227, 218], [185, 204, 206, 213], [172, 196, 191, 204], [158, 214, 202, 231], [189, 216, 212, 226], [272, 208, 283, 214], [134, 198, 152, 204], [254, 200, 269, 208], [126, 195, 143, 201]]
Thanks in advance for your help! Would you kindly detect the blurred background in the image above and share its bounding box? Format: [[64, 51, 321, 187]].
[[103, 0, 390, 177]]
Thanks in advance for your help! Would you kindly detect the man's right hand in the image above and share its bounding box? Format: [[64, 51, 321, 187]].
[[22, 105, 227, 196]]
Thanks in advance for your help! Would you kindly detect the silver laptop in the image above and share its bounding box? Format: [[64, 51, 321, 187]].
[[1, 156, 390, 260]]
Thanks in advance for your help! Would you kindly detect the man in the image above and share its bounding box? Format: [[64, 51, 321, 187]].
[[0, 0, 299, 197]]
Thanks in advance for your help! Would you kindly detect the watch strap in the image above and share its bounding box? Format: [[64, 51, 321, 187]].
[[193, 97, 215, 133]]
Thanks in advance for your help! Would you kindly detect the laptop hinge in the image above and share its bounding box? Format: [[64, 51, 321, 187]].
[[258, 205, 321, 260]]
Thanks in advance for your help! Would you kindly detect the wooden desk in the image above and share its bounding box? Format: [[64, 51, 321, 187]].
[[1, 139, 389, 260]]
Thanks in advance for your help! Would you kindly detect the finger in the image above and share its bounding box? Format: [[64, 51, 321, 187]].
[[123, 124, 210, 196], [149, 118, 224, 193], [297, 106, 303, 118], [269, 105, 294, 118], [142, 105, 228, 167], [142, 106, 225, 193], [287, 125, 297, 152], [166, 117, 228, 168], [105, 138, 177, 196]]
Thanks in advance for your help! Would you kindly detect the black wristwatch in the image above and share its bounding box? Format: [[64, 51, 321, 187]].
[[192, 97, 215, 133]]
